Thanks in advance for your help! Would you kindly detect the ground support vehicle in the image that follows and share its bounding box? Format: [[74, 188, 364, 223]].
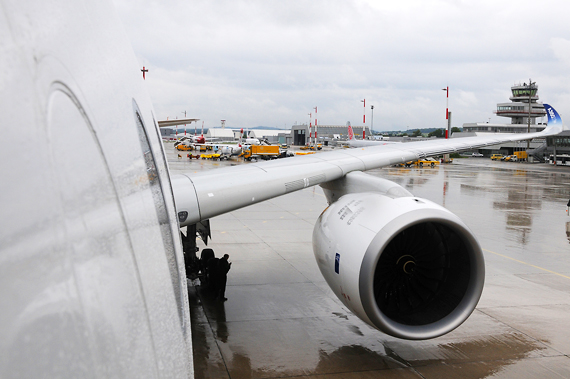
[[175, 144, 192, 151], [200, 153, 221, 160], [295, 151, 316, 156], [396, 157, 440, 168], [548, 154, 570, 166], [514, 151, 528, 161], [416, 158, 440, 167], [243, 145, 280, 160]]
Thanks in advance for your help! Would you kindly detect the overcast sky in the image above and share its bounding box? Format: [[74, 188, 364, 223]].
[[113, 0, 570, 131]]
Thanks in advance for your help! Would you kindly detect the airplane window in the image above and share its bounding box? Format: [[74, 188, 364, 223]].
[[132, 102, 185, 326]]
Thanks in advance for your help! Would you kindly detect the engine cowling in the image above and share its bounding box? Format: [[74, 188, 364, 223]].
[[313, 190, 484, 340]]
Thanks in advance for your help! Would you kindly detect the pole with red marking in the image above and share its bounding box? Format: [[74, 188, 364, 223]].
[[308, 112, 312, 146], [313, 106, 318, 145], [361, 99, 366, 139], [442, 87, 449, 139]]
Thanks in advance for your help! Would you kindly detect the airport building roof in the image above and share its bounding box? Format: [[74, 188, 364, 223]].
[[246, 129, 290, 138], [206, 128, 236, 138], [291, 124, 370, 138]]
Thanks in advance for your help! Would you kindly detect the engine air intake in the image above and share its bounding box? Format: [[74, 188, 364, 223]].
[[374, 222, 470, 326]]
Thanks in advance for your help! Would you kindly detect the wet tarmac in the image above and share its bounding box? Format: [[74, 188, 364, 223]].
[[165, 142, 570, 378]]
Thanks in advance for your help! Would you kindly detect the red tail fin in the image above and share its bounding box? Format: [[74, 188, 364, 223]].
[[347, 122, 354, 140]]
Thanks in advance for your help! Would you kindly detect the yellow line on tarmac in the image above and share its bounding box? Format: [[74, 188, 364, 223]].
[[483, 248, 570, 280]]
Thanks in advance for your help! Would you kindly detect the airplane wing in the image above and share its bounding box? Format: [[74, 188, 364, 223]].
[[171, 111, 565, 341], [173, 107, 565, 225]]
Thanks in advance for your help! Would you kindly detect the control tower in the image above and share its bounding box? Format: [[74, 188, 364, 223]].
[[463, 80, 547, 134], [461, 80, 549, 158], [495, 81, 546, 125]]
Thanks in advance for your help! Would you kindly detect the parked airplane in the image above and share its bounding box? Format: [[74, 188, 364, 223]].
[[174, 134, 207, 146], [1, 1, 566, 378], [172, 124, 243, 157], [174, 136, 243, 157], [345, 122, 399, 147], [162, 120, 207, 146]]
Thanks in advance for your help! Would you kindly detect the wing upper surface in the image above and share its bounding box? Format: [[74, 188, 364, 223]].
[[173, 110, 566, 226]]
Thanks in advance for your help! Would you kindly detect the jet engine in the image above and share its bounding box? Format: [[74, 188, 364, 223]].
[[314, 172, 484, 340]]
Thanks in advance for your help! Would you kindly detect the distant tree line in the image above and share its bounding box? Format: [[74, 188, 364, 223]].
[[377, 127, 462, 137], [427, 127, 461, 137]]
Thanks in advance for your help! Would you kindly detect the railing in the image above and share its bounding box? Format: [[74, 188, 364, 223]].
[[494, 110, 546, 115]]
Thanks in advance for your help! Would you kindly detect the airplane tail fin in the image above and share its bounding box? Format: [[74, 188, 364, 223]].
[[543, 104, 568, 133], [347, 122, 354, 140]]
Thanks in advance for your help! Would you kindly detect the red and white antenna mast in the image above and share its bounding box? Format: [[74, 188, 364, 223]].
[[442, 86, 449, 138], [361, 99, 366, 139], [313, 106, 318, 144], [308, 112, 312, 146]]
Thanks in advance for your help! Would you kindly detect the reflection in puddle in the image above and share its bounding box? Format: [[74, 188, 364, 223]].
[[192, 323, 548, 379], [379, 163, 569, 249], [192, 285, 550, 379]]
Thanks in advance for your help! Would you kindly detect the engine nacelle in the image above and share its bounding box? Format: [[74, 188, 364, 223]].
[[313, 190, 484, 340]]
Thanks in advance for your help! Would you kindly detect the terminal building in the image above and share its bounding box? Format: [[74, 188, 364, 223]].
[[243, 124, 392, 146], [461, 81, 570, 161], [290, 124, 370, 146]]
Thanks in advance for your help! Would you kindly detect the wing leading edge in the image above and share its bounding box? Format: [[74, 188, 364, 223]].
[[173, 105, 566, 226]]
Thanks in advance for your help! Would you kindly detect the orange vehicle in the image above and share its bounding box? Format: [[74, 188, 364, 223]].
[[243, 145, 280, 160]]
